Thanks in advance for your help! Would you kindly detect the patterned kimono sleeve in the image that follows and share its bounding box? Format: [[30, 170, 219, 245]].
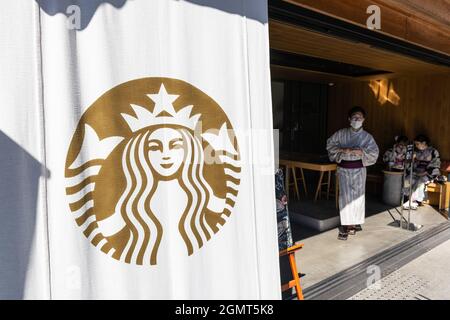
[[427, 148, 441, 179], [275, 169, 293, 251], [326, 130, 344, 163], [383, 148, 394, 164], [361, 134, 379, 167]]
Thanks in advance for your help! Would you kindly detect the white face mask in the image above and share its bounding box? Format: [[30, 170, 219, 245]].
[[350, 119, 363, 129]]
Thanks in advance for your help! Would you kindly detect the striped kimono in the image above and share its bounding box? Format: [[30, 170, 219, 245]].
[[327, 128, 379, 226]]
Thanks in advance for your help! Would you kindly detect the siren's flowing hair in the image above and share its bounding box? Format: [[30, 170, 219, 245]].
[[117, 126, 213, 265]]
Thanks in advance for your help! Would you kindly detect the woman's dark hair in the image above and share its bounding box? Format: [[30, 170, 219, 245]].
[[395, 135, 409, 144], [348, 106, 366, 118], [414, 134, 430, 145]]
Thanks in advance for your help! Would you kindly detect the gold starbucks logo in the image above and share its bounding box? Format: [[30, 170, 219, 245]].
[[65, 78, 241, 265]]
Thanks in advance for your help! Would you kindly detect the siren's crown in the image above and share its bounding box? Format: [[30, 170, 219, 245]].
[[121, 84, 201, 132]]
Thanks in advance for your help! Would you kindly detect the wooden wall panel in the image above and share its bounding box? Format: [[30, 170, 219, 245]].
[[327, 74, 450, 160]]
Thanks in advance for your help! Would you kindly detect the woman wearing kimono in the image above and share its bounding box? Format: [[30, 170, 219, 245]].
[[383, 135, 409, 171], [327, 107, 379, 240], [402, 134, 441, 210]]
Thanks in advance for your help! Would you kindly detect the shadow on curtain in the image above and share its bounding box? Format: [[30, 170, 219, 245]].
[[178, 0, 267, 23], [0, 131, 49, 299], [35, 0, 128, 30], [36, 0, 267, 31]]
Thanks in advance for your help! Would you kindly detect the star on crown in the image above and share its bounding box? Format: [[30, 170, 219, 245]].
[[121, 84, 201, 132]]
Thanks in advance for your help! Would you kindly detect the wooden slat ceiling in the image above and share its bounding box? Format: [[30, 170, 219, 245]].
[[283, 0, 450, 56], [269, 20, 450, 80], [271, 65, 357, 84], [379, 0, 450, 29]]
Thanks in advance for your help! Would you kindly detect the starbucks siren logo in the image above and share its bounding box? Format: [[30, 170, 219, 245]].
[[65, 78, 241, 265]]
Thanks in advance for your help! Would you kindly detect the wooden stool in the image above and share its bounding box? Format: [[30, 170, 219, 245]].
[[288, 166, 300, 200], [426, 182, 450, 217], [293, 166, 308, 198], [289, 166, 307, 200], [283, 165, 306, 200], [315, 170, 334, 201], [280, 243, 304, 300]]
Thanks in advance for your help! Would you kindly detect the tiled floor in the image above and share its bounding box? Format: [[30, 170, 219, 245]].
[[284, 196, 448, 290], [350, 239, 450, 300]]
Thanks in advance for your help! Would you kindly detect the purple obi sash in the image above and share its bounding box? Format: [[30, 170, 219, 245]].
[[338, 160, 364, 169]]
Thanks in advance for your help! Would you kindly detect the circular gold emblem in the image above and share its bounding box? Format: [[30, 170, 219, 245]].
[[65, 78, 241, 265]]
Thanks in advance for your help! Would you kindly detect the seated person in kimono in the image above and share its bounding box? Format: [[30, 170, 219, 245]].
[[327, 106, 379, 240], [383, 135, 409, 171], [402, 134, 441, 210]]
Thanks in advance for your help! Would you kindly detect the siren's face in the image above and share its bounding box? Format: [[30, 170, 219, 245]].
[[147, 128, 185, 177]]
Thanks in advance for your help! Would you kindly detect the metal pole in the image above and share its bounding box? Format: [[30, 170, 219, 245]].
[[400, 143, 415, 230], [400, 143, 412, 229], [408, 149, 414, 231], [400, 161, 407, 229]]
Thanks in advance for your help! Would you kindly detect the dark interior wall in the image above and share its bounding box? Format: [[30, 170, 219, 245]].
[[271, 80, 328, 154], [272, 81, 285, 128]]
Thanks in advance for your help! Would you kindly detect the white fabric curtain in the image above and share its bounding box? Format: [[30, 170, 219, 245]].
[[0, 0, 279, 299]]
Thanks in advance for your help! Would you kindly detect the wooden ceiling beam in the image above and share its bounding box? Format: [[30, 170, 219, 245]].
[[279, 0, 450, 56], [269, 20, 450, 77]]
